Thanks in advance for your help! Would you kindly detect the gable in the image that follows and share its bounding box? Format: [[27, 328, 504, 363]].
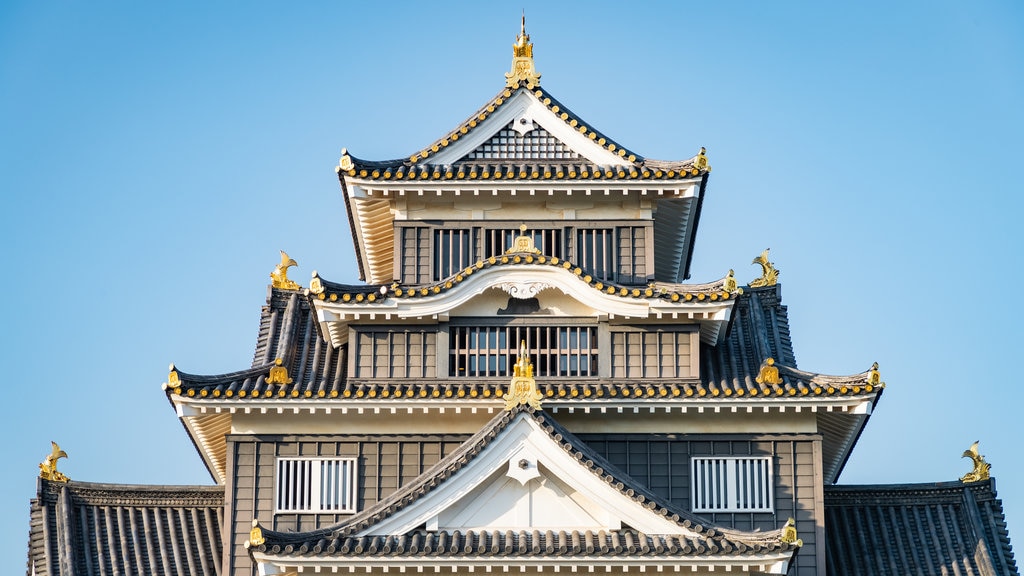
[[356, 411, 689, 537], [428, 88, 631, 167], [463, 121, 582, 161]]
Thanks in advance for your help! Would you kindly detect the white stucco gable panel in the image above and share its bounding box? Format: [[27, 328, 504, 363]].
[[356, 412, 689, 537]]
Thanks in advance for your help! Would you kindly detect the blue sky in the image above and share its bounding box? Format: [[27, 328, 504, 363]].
[[2, 2, 1022, 572]]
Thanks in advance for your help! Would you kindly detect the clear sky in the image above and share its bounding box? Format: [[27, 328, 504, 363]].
[[2, 2, 1022, 573]]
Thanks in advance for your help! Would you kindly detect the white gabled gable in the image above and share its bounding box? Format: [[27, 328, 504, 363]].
[[429, 89, 631, 167], [356, 411, 692, 537]]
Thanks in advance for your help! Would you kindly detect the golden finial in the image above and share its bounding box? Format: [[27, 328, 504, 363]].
[[755, 357, 783, 386], [694, 147, 711, 172], [267, 358, 293, 385], [39, 441, 69, 482], [960, 441, 991, 483], [781, 518, 803, 546], [505, 341, 543, 410], [271, 251, 301, 290], [505, 14, 541, 88], [167, 363, 180, 387], [867, 362, 882, 385], [247, 519, 266, 547], [749, 248, 779, 288]]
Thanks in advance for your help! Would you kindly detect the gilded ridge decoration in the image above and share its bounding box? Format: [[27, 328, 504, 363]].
[[781, 518, 803, 547], [267, 358, 293, 386], [504, 341, 543, 410], [960, 441, 991, 483], [309, 271, 325, 295], [723, 269, 738, 293], [505, 224, 542, 255], [271, 250, 301, 290], [694, 146, 711, 172], [167, 363, 180, 388], [749, 248, 779, 288], [505, 15, 541, 88], [39, 441, 69, 483], [867, 362, 882, 385], [755, 357, 783, 386], [247, 519, 266, 547]]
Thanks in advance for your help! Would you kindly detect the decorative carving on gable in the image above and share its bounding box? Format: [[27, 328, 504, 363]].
[[507, 452, 542, 485], [499, 282, 549, 300]]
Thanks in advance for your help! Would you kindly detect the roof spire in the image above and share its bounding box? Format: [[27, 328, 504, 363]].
[[505, 13, 541, 89]]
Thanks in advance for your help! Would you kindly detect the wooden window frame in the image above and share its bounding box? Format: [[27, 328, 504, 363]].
[[691, 456, 774, 513], [275, 457, 359, 514]]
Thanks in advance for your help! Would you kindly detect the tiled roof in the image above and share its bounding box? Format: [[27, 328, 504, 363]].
[[165, 283, 878, 404], [824, 479, 1018, 576], [310, 260, 738, 304], [249, 405, 795, 557], [338, 83, 705, 182], [27, 479, 224, 576]]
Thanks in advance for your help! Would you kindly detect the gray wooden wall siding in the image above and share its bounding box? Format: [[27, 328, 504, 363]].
[[578, 434, 825, 576], [395, 221, 653, 286], [224, 435, 469, 576]]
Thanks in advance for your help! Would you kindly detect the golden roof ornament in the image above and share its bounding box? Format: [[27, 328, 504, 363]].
[[309, 271, 325, 295], [39, 441, 69, 482], [506, 224, 542, 255], [867, 362, 882, 385], [755, 357, 783, 386], [338, 148, 354, 172], [167, 363, 180, 388], [271, 250, 301, 290], [723, 269, 738, 293], [246, 519, 266, 547], [694, 147, 711, 172], [781, 518, 803, 546], [960, 441, 991, 483], [505, 14, 541, 89], [749, 248, 779, 288], [504, 341, 543, 410], [267, 358, 293, 385]]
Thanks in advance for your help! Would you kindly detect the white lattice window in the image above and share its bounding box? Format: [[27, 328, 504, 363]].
[[691, 457, 773, 513], [276, 458, 358, 513]]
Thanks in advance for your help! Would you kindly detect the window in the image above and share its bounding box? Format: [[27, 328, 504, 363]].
[[482, 227, 564, 258], [691, 457, 773, 513], [434, 229, 471, 281], [450, 325, 598, 377], [276, 458, 358, 513], [576, 228, 615, 281]]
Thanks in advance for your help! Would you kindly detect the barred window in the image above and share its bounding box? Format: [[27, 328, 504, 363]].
[[450, 325, 597, 377], [691, 457, 773, 513], [276, 458, 358, 514], [576, 228, 615, 281], [482, 227, 564, 258], [435, 229, 471, 281]]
